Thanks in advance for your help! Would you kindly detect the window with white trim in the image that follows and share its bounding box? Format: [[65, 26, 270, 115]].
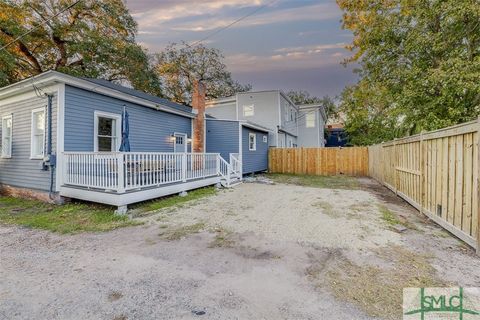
[[248, 133, 256, 151], [243, 105, 254, 117], [94, 112, 121, 152], [31, 108, 45, 159], [262, 135, 267, 143], [306, 112, 316, 128], [1, 115, 12, 158]]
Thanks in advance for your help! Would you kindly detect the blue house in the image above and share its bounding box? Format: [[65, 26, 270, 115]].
[[205, 116, 270, 177], [0, 71, 244, 212]]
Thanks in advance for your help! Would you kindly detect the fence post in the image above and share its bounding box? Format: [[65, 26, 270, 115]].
[[420, 131, 425, 215], [393, 138, 398, 194], [182, 153, 187, 182], [117, 153, 125, 193], [477, 117, 480, 255]]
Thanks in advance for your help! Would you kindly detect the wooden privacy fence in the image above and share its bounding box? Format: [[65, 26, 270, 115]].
[[368, 120, 479, 252], [269, 147, 368, 176]]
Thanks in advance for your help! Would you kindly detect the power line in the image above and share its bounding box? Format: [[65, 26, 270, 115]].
[[189, 0, 277, 47], [0, 0, 83, 52]]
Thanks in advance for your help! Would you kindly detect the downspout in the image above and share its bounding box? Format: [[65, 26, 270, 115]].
[[43, 94, 56, 199]]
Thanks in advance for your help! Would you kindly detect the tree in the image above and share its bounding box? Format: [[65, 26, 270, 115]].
[[286, 90, 337, 121], [0, 0, 160, 95], [337, 0, 480, 145], [153, 42, 251, 105]]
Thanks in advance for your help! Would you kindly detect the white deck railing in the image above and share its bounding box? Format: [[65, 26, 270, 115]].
[[63, 152, 224, 193], [230, 153, 242, 177]]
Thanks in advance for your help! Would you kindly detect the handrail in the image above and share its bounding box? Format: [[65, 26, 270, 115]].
[[218, 156, 231, 187]]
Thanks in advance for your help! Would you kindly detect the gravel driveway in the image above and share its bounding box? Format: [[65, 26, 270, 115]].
[[1, 178, 479, 320]]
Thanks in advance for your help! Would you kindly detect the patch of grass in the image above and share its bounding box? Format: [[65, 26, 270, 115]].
[[209, 228, 235, 248], [131, 187, 216, 214], [266, 173, 359, 190], [325, 246, 446, 319], [312, 201, 338, 217], [379, 205, 402, 225], [0, 197, 140, 234], [159, 222, 206, 241], [378, 204, 416, 230]]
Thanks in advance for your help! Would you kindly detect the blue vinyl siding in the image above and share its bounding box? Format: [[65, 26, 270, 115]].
[[242, 126, 268, 174], [0, 93, 57, 192], [205, 119, 239, 161], [64, 85, 192, 152]]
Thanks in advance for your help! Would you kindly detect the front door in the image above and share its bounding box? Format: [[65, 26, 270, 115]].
[[174, 133, 187, 153]]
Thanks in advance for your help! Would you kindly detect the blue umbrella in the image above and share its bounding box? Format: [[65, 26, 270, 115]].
[[119, 105, 130, 152]]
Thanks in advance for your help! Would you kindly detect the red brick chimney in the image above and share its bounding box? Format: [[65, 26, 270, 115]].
[[191, 80, 206, 153]]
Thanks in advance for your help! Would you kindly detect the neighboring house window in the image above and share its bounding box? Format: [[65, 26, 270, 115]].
[[243, 105, 254, 117], [94, 111, 121, 152], [290, 108, 294, 121], [306, 112, 316, 128], [249, 133, 256, 151], [1, 115, 12, 158], [31, 108, 45, 159]]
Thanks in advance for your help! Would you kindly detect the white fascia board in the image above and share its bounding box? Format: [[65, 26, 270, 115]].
[[0, 71, 195, 118]]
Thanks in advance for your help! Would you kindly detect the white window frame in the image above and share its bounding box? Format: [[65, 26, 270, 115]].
[[94, 111, 122, 152], [30, 108, 46, 159], [306, 112, 316, 128], [248, 133, 256, 151], [1, 114, 13, 158], [243, 105, 254, 117], [262, 135, 267, 143]]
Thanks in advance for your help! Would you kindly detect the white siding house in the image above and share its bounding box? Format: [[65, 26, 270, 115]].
[[206, 90, 326, 148]]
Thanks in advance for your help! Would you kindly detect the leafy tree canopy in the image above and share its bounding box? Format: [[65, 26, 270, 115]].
[[286, 90, 337, 121], [153, 42, 251, 105], [0, 0, 160, 95], [337, 0, 480, 145]]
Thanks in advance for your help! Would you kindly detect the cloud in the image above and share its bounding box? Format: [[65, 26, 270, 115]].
[[133, 2, 339, 33], [131, 0, 268, 29], [226, 42, 348, 72]]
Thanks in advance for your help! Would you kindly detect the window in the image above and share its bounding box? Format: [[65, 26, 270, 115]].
[[248, 133, 256, 151], [175, 136, 184, 145], [243, 105, 254, 117], [31, 108, 45, 159], [94, 111, 121, 152], [262, 135, 267, 143], [306, 112, 316, 128], [290, 108, 294, 121], [1, 115, 12, 158]]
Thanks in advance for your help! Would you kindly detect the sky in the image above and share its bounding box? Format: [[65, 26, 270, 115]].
[[125, 0, 358, 99]]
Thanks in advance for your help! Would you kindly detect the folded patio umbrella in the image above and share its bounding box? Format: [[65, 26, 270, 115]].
[[119, 105, 131, 152]]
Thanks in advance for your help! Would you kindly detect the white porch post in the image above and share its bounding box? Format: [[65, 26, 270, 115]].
[[117, 153, 125, 193], [216, 155, 220, 175], [182, 153, 187, 182]]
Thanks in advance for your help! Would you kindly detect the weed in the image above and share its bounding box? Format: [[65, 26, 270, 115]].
[[131, 187, 216, 214], [325, 246, 445, 319], [209, 228, 235, 248], [266, 173, 360, 190], [0, 197, 140, 234], [159, 222, 206, 240]]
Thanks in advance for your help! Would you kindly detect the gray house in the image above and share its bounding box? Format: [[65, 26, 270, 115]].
[[205, 90, 326, 148], [0, 71, 241, 212], [205, 116, 270, 175]]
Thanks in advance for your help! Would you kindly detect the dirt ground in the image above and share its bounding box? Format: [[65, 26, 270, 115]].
[[1, 177, 480, 320]]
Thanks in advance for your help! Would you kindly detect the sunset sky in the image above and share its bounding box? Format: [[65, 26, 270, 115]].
[[125, 0, 357, 98]]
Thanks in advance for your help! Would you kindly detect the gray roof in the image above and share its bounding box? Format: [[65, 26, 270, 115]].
[[82, 78, 193, 113]]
